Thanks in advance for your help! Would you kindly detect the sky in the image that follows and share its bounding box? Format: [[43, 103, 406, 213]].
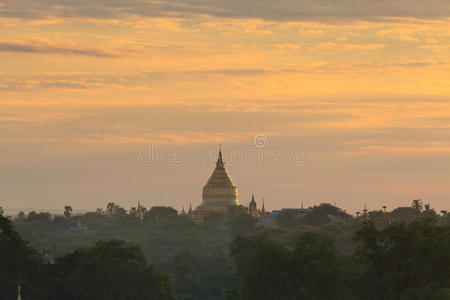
[[1, 0, 450, 214]]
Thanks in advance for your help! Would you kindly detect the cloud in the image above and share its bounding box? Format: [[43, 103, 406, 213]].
[[313, 42, 386, 51], [2, 58, 448, 92], [419, 41, 450, 51], [376, 29, 422, 43], [3, 96, 449, 146], [0, 40, 125, 57], [346, 60, 450, 69], [187, 69, 271, 76], [396, 35, 421, 42], [1, 0, 450, 21], [0, 102, 360, 144], [0, 76, 128, 91]]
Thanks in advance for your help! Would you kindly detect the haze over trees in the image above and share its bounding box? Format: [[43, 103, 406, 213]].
[[2, 199, 450, 299], [0, 213, 175, 300]]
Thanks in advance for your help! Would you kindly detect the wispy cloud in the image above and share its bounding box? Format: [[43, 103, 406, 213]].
[[0, 40, 125, 57], [1, 0, 450, 21], [1, 58, 448, 92], [313, 42, 386, 51]]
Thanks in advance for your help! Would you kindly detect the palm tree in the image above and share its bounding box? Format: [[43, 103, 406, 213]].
[[106, 202, 116, 215], [64, 205, 73, 218], [411, 199, 423, 212], [362, 205, 368, 218]]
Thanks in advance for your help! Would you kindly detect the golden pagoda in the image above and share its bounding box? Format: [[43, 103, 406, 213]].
[[194, 147, 239, 222]]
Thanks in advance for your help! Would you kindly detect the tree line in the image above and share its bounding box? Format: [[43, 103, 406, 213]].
[[1, 199, 450, 299]]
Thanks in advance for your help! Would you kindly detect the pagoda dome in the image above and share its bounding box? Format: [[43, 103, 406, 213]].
[[200, 148, 239, 207]]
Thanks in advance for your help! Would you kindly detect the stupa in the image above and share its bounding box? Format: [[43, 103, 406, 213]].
[[194, 147, 239, 222]]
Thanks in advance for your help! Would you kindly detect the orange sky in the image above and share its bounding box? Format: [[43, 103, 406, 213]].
[[1, 1, 449, 213]]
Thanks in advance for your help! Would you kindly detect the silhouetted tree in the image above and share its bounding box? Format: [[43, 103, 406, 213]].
[[230, 232, 347, 300], [276, 211, 298, 229], [129, 207, 137, 216], [52, 240, 175, 300], [106, 202, 115, 215], [368, 210, 389, 228], [230, 234, 295, 300], [17, 211, 26, 220], [203, 212, 227, 233], [355, 219, 450, 299], [228, 213, 257, 236], [390, 207, 417, 221], [64, 206, 72, 218], [422, 207, 439, 220], [0, 214, 48, 299], [303, 203, 352, 227], [411, 199, 424, 213], [26, 211, 51, 223], [52, 216, 72, 228], [106, 203, 127, 216], [173, 250, 204, 298], [292, 232, 345, 299], [148, 206, 178, 219]]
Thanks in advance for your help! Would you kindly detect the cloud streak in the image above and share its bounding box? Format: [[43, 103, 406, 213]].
[[0, 40, 124, 57], [1, 0, 450, 21], [313, 42, 386, 51], [2, 58, 448, 92]]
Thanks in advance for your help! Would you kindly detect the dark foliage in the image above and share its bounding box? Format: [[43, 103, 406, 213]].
[[0, 214, 48, 299], [2, 214, 176, 300], [355, 219, 450, 299], [5, 200, 450, 300], [26, 211, 52, 223], [51, 240, 175, 300], [147, 206, 178, 219], [230, 232, 345, 300]]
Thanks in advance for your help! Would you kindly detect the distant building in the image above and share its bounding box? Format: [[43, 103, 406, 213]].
[[261, 199, 266, 216], [187, 204, 195, 221], [258, 207, 312, 227], [184, 147, 269, 222], [248, 193, 258, 217], [67, 217, 87, 233], [180, 206, 186, 216], [247, 194, 266, 218], [269, 208, 312, 218]]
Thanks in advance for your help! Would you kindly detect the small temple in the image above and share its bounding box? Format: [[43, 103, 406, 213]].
[[193, 147, 240, 222]]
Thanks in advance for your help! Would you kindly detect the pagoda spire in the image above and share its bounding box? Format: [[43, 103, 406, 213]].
[[136, 201, 144, 223], [17, 281, 22, 300], [249, 193, 257, 216], [261, 198, 266, 216], [187, 203, 195, 221], [216, 145, 224, 168]]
